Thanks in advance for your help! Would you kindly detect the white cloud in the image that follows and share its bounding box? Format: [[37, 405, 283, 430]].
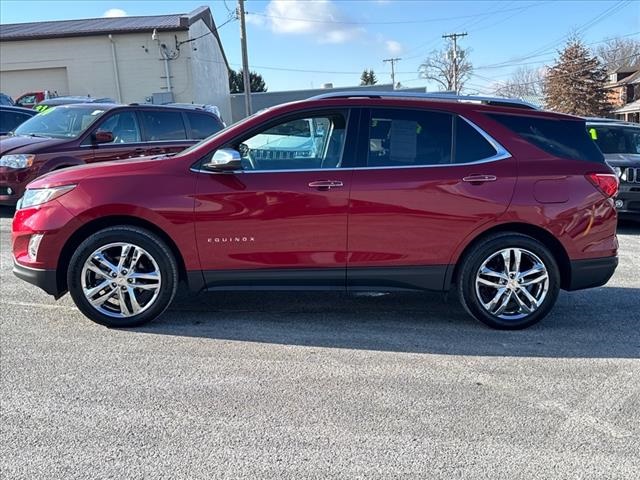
[[263, 0, 364, 44], [385, 40, 403, 55], [103, 8, 127, 18]]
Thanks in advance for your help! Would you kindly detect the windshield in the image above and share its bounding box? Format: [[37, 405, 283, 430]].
[[589, 125, 640, 155], [13, 106, 107, 139]]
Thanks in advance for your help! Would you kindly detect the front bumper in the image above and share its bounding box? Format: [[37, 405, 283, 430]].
[[13, 260, 65, 298], [615, 183, 640, 219], [566, 256, 618, 291]]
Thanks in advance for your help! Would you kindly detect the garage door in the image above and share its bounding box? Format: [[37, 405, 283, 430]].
[[0, 67, 69, 98]]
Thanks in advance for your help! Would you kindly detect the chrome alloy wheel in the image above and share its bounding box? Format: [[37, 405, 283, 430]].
[[474, 248, 549, 321], [80, 242, 162, 318]]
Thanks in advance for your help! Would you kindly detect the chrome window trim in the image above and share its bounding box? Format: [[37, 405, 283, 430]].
[[192, 114, 512, 175]]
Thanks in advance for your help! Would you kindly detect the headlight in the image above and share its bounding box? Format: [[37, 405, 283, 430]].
[[0, 154, 35, 169], [19, 185, 76, 209], [613, 167, 623, 178]]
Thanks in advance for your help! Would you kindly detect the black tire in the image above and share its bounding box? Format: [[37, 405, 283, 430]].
[[67, 226, 178, 328], [456, 233, 561, 330]]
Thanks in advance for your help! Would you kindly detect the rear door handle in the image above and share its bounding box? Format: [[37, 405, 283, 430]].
[[308, 180, 344, 190], [462, 174, 498, 184]]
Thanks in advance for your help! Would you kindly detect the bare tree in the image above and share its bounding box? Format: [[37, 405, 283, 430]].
[[419, 42, 472, 92], [595, 37, 640, 71], [493, 67, 546, 98]]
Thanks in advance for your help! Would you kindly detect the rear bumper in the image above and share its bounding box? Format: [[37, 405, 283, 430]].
[[13, 261, 64, 298], [566, 256, 618, 291]]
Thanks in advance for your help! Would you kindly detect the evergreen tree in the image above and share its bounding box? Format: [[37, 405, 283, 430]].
[[360, 69, 377, 86], [544, 38, 609, 116], [229, 69, 268, 93]]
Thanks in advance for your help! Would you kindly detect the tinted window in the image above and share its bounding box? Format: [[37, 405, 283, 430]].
[[488, 114, 604, 163], [367, 109, 452, 167], [0, 111, 31, 133], [186, 112, 223, 140], [94, 111, 141, 144], [454, 117, 498, 163], [140, 110, 187, 141], [234, 112, 347, 170], [588, 125, 640, 155]]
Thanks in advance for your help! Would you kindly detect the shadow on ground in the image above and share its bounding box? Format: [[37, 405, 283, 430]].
[[131, 284, 640, 359]]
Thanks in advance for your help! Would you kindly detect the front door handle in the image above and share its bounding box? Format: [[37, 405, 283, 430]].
[[462, 174, 498, 184], [308, 180, 344, 190]]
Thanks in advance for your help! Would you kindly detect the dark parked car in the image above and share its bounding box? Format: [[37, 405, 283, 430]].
[[12, 92, 618, 330], [0, 93, 14, 106], [0, 105, 37, 136], [0, 103, 224, 205], [587, 119, 640, 221]]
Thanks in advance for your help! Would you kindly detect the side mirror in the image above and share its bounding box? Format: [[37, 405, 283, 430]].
[[93, 130, 114, 144], [202, 148, 242, 172]]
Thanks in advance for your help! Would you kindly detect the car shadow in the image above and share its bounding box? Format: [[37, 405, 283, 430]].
[[618, 219, 640, 234], [0, 206, 15, 219], [133, 285, 640, 359]]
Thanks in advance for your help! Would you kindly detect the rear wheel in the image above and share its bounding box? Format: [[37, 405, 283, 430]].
[[67, 226, 178, 327], [457, 233, 560, 329]]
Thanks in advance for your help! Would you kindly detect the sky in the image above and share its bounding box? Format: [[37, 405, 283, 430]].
[[0, 0, 638, 94]]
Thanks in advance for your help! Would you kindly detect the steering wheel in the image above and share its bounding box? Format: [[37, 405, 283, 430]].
[[238, 142, 257, 170]]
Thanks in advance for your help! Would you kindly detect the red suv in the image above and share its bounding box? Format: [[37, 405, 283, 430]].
[[11, 92, 619, 329]]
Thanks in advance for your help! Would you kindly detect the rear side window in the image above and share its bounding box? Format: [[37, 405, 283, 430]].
[[140, 110, 187, 141], [488, 114, 604, 163], [367, 109, 453, 166], [186, 112, 223, 140], [454, 117, 497, 163]]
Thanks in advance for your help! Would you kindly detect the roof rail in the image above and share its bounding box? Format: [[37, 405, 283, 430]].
[[309, 91, 539, 110]]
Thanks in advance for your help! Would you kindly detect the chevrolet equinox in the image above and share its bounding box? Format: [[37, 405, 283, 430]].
[[11, 92, 619, 329]]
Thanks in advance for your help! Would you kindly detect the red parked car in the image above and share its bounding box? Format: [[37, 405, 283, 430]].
[[0, 103, 224, 205], [11, 92, 619, 329]]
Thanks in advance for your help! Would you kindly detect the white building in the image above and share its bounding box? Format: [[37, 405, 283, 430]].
[[0, 6, 232, 122]]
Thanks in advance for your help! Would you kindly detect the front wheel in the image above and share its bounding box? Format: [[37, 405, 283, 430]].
[[457, 233, 561, 330], [67, 226, 178, 327]]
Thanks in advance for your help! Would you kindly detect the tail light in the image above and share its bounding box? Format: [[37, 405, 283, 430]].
[[586, 173, 619, 198]]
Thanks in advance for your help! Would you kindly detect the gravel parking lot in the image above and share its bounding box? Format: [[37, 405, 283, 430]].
[[1, 206, 639, 479]]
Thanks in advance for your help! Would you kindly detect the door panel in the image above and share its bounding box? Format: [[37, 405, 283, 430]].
[[194, 170, 352, 272], [347, 162, 516, 268]]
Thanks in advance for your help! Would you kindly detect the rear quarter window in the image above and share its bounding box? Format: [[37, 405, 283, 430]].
[[185, 112, 224, 140], [488, 113, 604, 163]]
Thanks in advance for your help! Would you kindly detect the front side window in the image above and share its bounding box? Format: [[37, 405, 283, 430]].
[[140, 110, 187, 141], [13, 106, 106, 139], [367, 109, 453, 167], [94, 111, 141, 144], [589, 125, 640, 155], [233, 112, 347, 170]]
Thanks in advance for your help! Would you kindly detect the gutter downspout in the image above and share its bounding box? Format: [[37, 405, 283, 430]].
[[108, 35, 122, 103]]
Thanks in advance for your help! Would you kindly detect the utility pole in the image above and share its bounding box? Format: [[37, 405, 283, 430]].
[[383, 57, 401, 89], [442, 32, 467, 94], [238, 0, 252, 116]]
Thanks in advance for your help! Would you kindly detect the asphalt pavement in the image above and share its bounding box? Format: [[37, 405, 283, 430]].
[[1, 206, 639, 479]]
